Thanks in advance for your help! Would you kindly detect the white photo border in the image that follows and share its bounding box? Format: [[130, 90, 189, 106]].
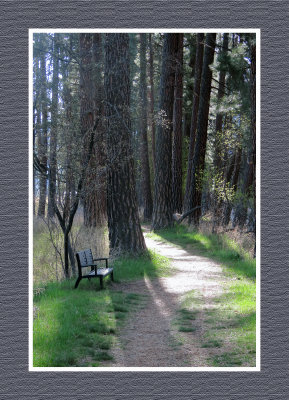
[[29, 28, 261, 372]]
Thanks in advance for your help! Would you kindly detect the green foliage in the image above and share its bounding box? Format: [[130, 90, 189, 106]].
[[203, 33, 255, 223]]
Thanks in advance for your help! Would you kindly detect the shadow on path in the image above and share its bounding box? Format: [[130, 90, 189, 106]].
[[106, 234, 226, 367]]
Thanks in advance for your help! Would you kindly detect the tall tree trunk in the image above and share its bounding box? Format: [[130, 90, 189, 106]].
[[250, 41, 256, 239], [183, 33, 204, 213], [183, 34, 196, 139], [79, 33, 96, 227], [148, 34, 156, 172], [214, 33, 229, 172], [212, 33, 229, 230], [235, 39, 256, 230], [184, 33, 216, 225], [37, 40, 48, 217], [61, 47, 74, 224], [172, 33, 184, 214], [104, 33, 146, 255], [48, 34, 60, 218], [92, 33, 107, 226], [152, 33, 179, 230], [33, 103, 37, 215], [139, 33, 153, 221]]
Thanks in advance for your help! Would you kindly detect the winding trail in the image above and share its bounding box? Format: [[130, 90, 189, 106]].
[[107, 233, 228, 367]]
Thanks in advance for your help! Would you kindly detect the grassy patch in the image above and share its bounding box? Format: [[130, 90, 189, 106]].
[[201, 339, 222, 348], [33, 280, 146, 367], [33, 223, 172, 367], [212, 352, 243, 367], [173, 296, 200, 335], [113, 249, 172, 281], [178, 325, 196, 333], [147, 225, 256, 279]]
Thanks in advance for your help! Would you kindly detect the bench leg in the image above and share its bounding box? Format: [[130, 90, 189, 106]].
[[99, 276, 103, 290], [111, 271, 114, 282], [75, 277, 81, 289]]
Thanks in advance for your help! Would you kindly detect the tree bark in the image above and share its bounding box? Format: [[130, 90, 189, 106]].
[[104, 33, 146, 255], [37, 38, 48, 217], [184, 33, 216, 225], [250, 41, 256, 237], [61, 46, 74, 224], [139, 33, 153, 221], [33, 102, 37, 215], [214, 33, 229, 171], [172, 33, 184, 214], [80, 33, 97, 227], [235, 40, 256, 229], [91, 33, 107, 227], [152, 33, 179, 230], [212, 33, 229, 229], [48, 34, 60, 218], [183, 33, 204, 213], [148, 34, 156, 172]]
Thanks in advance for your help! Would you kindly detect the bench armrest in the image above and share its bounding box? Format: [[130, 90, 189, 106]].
[[93, 257, 109, 268]]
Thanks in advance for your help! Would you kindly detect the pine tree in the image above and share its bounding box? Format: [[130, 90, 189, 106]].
[[37, 35, 48, 217], [79, 33, 95, 226], [172, 33, 184, 214], [152, 33, 179, 230], [91, 33, 107, 226], [104, 33, 146, 255], [184, 33, 216, 225], [183, 33, 204, 214], [148, 34, 156, 171], [212, 33, 229, 230], [48, 34, 60, 218], [139, 33, 153, 221]]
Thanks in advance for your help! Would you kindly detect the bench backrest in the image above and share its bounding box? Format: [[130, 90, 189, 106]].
[[76, 249, 94, 269]]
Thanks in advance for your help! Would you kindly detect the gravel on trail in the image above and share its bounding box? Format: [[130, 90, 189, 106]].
[[107, 234, 227, 367]]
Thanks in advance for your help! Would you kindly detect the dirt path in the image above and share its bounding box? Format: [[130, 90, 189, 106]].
[[107, 234, 228, 367]]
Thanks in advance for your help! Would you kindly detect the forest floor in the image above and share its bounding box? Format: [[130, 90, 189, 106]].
[[33, 223, 256, 368], [106, 229, 231, 367]]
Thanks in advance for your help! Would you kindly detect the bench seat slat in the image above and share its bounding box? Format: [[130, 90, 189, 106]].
[[83, 268, 113, 278]]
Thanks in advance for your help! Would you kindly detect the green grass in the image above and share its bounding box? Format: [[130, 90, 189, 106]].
[[201, 339, 222, 348], [148, 225, 256, 367], [212, 352, 243, 367], [113, 249, 172, 281], [34, 222, 256, 367], [33, 280, 148, 367], [146, 225, 256, 279], [173, 307, 198, 333], [33, 242, 172, 367]]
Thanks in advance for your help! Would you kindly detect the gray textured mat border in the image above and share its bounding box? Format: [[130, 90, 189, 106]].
[[1, 1, 288, 399]]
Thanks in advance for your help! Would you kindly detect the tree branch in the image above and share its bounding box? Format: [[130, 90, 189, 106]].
[[176, 206, 202, 224]]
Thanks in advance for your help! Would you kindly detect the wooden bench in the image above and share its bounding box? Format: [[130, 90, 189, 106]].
[[75, 249, 114, 289]]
